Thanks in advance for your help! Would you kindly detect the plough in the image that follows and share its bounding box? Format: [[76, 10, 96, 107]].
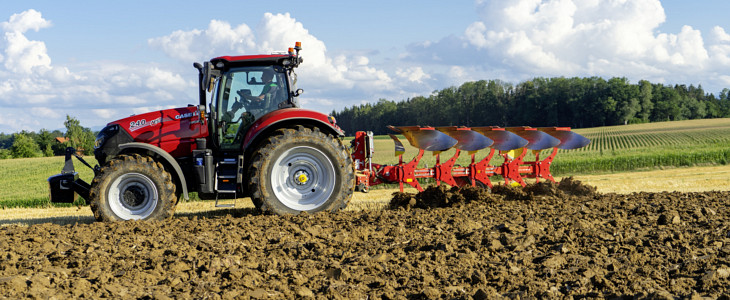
[[351, 126, 590, 192]]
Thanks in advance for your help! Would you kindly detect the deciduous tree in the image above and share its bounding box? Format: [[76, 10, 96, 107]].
[[64, 115, 95, 155], [11, 133, 41, 158]]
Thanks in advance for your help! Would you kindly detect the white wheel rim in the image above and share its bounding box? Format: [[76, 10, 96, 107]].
[[270, 146, 336, 211], [108, 172, 158, 220]]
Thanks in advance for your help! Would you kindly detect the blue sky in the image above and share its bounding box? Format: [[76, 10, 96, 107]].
[[1, 0, 729, 133]]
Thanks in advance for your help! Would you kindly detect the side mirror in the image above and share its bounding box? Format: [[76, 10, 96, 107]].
[[193, 62, 203, 72], [201, 62, 220, 93]]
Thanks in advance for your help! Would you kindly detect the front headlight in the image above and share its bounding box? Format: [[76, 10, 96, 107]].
[[94, 124, 118, 149], [94, 135, 105, 149]]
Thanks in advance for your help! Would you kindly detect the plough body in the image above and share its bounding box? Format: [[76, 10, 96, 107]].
[[351, 126, 590, 192]]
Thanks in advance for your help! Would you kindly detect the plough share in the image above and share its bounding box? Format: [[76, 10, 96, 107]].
[[351, 126, 590, 192]]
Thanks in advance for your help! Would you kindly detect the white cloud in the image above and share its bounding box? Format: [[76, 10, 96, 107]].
[[396, 67, 431, 83], [144, 67, 187, 90], [148, 19, 255, 62], [92, 109, 116, 119], [405, 0, 730, 95], [148, 12, 395, 114], [0, 110, 36, 133], [449, 66, 467, 82], [709, 26, 730, 66], [1, 10, 54, 74], [253, 13, 393, 92], [35, 107, 60, 119], [466, 0, 677, 72], [715, 26, 730, 43], [1, 9, 51, 33], [3, 31, 52, 74]]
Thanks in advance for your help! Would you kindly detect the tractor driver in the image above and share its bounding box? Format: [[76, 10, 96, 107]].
[[238, 68, 279, 108], [221, 68, 279, 146]]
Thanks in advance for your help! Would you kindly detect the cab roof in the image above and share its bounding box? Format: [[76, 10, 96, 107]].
[[211, 54, 293, 67]]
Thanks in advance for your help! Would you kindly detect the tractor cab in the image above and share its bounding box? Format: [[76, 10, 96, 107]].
[[195, 43, 304, 151], [213, 65, 289, 150]]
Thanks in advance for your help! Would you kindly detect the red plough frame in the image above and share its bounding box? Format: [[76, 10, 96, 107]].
[[351, 126, 589, 192]]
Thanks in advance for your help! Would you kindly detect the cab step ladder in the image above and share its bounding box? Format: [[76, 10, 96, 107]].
[[214, 156, 241, 208]]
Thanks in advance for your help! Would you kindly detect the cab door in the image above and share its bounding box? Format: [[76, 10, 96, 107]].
[[212, 67, 272, 151]]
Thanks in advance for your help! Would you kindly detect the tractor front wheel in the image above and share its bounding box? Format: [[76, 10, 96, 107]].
[[248, 126, 355, 214], [89, 154, 177, 221]]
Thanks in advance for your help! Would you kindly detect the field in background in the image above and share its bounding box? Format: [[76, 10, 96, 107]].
[[556, 118, 730, 174], [0, 156, 97, 208], [1, 118, 729, 209]]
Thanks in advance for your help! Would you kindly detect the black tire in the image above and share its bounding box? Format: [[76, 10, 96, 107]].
[[89, 154, 177, 221], [248, 126, 355, 214]]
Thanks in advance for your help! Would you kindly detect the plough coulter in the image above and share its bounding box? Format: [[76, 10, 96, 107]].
[[351, 126, 590, 192]]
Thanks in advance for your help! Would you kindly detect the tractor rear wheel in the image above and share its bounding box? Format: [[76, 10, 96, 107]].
[[248, 126, 355, 214], [89, 154, 177, 221]]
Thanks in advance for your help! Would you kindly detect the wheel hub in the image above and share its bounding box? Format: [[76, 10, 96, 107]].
[[122, 186, 146, 207], [293, 170, 310, 185]]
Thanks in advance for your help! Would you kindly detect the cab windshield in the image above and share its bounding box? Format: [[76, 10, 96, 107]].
[[214, 65, 288, 149]]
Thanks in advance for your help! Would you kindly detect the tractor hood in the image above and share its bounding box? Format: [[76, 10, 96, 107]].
[[102, 106, 208, 158]]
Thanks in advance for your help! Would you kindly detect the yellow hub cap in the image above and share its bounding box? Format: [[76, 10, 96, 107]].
[[293, 170, 310, 185], [298, 174, 308, 183]]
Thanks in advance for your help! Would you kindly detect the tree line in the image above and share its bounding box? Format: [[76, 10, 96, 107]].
[[4, 77, 729, 157], [332, 77, 730, 136], [0, 116, 95, 159]]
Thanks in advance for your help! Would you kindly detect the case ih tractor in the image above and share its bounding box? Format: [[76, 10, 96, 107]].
[[50, 42, 356, 221], [49, 42, 590, 222]]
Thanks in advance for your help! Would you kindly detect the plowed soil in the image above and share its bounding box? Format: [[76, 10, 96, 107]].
[[1, 178, 729, 299]]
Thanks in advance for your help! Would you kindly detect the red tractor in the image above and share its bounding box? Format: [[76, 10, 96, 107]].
[[49, 42, 356, 221]]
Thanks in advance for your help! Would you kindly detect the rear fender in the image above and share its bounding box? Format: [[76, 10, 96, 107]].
[[118, 142, 189, 200], [242, 108, 342, 151]]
